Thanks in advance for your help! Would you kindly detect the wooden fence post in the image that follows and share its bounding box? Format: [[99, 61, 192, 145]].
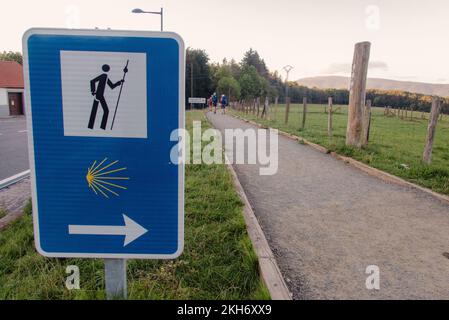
[[346, 41, 371, 147], [302, 97, 307, 130], [261, 96, 269, 119], [285, 97, 291, 124], [328, 97, 333, 137], [362, 99, 372, 145], [274, 96, 279, 121], [423, 97, 441, 164]]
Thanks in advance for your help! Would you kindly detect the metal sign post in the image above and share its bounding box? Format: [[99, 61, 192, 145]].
[[105, 259, 127, 299], [23, 28, 185, 299]]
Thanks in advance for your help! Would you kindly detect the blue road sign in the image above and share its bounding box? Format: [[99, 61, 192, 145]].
[[23, 29, 185, 259]]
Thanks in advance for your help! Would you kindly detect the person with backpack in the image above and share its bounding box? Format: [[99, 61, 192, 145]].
[[212, 92, 218, 114], [221, 94, 228, 114]]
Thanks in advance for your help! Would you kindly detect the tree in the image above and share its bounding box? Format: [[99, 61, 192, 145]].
[[210, 59, 242, 91], [0, 51, 22, 65], [241, 48, 268, 78], [239, 65, 264, 100], [218, 76, 241, 101], [186, 48, 213, 102]]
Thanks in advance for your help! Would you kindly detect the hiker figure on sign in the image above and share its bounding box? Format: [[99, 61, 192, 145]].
[[88, 61, 129, 130]]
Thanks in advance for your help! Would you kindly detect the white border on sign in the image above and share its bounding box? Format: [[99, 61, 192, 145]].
[[22, 28, 185, 259]]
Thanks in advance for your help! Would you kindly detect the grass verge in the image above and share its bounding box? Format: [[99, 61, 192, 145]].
[[0, 209, 7, 219], [0, 110, 269, 300], [231, 104, 449, 195]]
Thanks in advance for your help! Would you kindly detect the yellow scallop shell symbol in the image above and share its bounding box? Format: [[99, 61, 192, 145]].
[[86, 158, 130, 198]]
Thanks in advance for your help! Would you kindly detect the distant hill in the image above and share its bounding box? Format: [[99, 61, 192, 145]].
[[296, 76, 449, 97]]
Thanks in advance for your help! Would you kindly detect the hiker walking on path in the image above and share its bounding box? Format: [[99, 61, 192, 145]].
[[221, 94, 228, 114], [88, 64, 125, 130], [212, 92, 218, 114]]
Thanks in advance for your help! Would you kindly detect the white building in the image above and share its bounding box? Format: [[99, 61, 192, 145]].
[[0, 61, 24, 117]]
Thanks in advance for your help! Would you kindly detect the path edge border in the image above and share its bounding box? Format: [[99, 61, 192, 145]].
[[206, 113, 292, 300], [226, 160, 292, 300], [233, 114, 449, 206]]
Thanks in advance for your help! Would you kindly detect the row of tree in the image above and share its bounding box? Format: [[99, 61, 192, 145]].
[[186, 48, 285, 104], [0, 51, 23, 65], [2, 49, 447, 112], [186, 48, 449, 112]]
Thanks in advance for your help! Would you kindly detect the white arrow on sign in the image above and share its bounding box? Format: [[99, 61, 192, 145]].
[[68, 214, 148, 246]]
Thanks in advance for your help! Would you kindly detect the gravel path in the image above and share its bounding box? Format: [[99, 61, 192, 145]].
[[208, 112, 449, 300]]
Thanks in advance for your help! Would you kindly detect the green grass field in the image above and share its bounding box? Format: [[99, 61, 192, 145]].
[[231, 104, 449, 195], [0, 111, 269, 300]]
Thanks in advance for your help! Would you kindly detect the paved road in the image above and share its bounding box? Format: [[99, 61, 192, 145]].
[[0, 117, 29, 181], [208, 112, 449, 299]]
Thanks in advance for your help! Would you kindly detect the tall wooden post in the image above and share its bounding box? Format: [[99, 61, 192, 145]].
[[346, 41, 371, 148], [362, 99, 372, 146], [423, 97, 441, 164], [328, 97, 333, 137], [302, 97, 307, 130], [285, 97, 291, 124]]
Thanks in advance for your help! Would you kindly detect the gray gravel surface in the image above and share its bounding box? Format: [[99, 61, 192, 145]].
[[208, 112, 449, 300]]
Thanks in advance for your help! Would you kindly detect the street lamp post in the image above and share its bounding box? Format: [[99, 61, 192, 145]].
[[132, 7, 164, 31]]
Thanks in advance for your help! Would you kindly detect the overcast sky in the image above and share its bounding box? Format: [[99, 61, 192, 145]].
[[1, 0, 448, 83]]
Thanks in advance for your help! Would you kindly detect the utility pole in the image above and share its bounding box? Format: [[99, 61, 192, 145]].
[[283, 65, 293, 102], [283, 65, 293, 124]]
